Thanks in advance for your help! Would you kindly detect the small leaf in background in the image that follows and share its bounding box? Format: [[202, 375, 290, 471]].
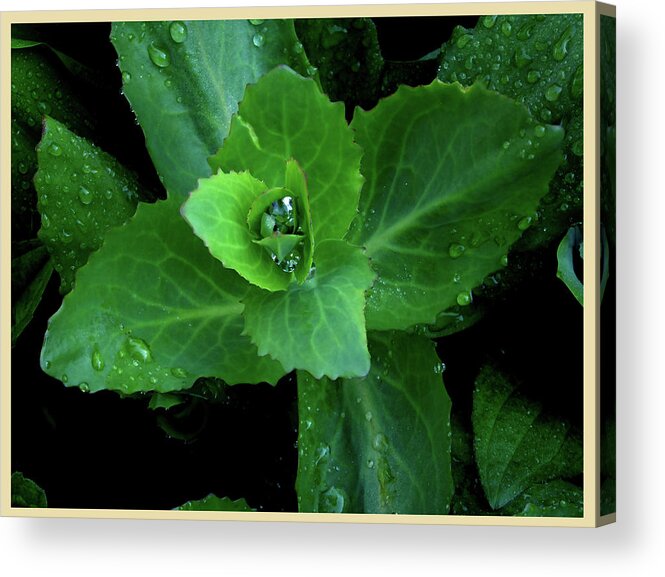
[[209, 66, 364, 243], [41, 197, 285, 395], [242, 240, 374, 379], [34, 117, 140, 294], [438, 14, 583, 249], [111, 20, 313, 197], [11, 472, 47, 508], [148, 392, 186, 411], [556, 225, 584, 305], [11, 243, 53, 345], [175, 494, 254, 512], [501, 480, 583, 517], [11, 41, 97, 242], [348, 81, 563, 331], [472, 364, 582, 510], [296, 331, 452, 514], [295, 18, 384, 109]]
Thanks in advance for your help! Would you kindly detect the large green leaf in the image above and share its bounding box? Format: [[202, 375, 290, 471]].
[[111, 20, 312, 197], [41, 197, 285, 395], [296, 331, 452, 514], [472, 364, 583, 510], [242, 240, 374, 379], [175, 494, 254, 512], [34, 117, 140, 294], [11, 472, 47, 508], [438, 14, 583, 249], [11, 243, 53, 345], [209, 66, 363, 243], [348, 81, 563, 331]]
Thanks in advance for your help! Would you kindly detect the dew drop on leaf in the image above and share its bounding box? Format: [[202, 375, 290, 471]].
[[78, 186, 93, 205], [545, 83, 563, 102], [47, 143, 62, 157], [448, 243, 466, 259], [91, 346, 105, 371], [169, 21, 187, 43], [252, 33, 265, 48], [147, 42, 171, 68], [456, 291, 472, 306], [79, 382, 90, 393]]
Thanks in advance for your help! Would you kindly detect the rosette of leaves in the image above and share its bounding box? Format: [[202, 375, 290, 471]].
[[33, 19, 566, 514]]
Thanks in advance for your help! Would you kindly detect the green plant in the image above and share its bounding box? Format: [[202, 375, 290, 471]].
[[11, 15, 586, 515]]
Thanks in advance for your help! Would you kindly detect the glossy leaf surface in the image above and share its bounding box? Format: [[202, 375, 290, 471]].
[[34, 117, 140, 294], [41, 197, 285, 395], [349, 81, 563, 330], [296, 331, 453, 514], [242, 240, 374, 379], [112, 20, 311, 196], [438, 14, 583, 249], [209, 66, 363, 242]]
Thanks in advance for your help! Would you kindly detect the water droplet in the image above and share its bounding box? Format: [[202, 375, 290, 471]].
[[314, 444, 330, 465], [517, 21, 535, 40], [571, 63, 583, 99], [47, 142, 62, 157], [365, 411, 373, 422], [79, 382, 90, 393], [41, 214, 51, 229], [514, 46, 532, 69], [171, 367, 187, 378], [501, 21, 512, 37], [553, 25, 573, 61], [456, 291, 472, 306], [169, 21, 187, 43], [456, 33, 472, 48], [433, 362, 446, 375], [482, 15, 497, 28], [500, 254, 509, 267], [78, 186, 93, 205], [367, 459, 375, 469], [448, 243, 466, 259], [91, 347, 105, 371], [372, 433, 389, 452], [540, 107, 553, 122], [249, 19, 264, 25], [17, 161, 28, 175], [292, 41, 304, 54], [126, 336, 153, 363], [518, 216, 533, 230], [534, 124, 546, 138], [453, 272, 462, 284], [319, 486, 345, 513], [60, 229, 73, 243], [122, 71, 131, 83], [61, 374, 69, 383], [572, 138, 584, 157], [526, 70, 541, 84], [148, 42, 170, 68], [252, 33, 265, 47], [306, 65, 318, 77], [545, 84, 563, 102]]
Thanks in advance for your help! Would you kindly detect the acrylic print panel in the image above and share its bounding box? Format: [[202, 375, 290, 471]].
[[10, 12, 585, 518]]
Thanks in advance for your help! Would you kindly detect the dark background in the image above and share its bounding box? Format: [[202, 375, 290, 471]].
[[11, 15, 583, 512]]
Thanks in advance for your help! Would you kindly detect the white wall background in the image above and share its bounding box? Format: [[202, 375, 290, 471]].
[[2, 1, 662, 575]]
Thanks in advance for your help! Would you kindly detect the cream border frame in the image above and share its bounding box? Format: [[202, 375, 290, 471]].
[[0, 1, 614, 527]]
